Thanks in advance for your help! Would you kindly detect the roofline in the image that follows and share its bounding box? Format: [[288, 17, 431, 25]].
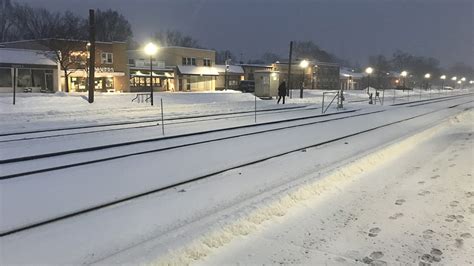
[[0, 38, 125, 45], [127, 46, 215, 53]]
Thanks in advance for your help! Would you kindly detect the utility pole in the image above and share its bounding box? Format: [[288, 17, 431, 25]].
[[287, 41, 293, 98], [12, 67, 16, 105], [88, 9, 95, 104]]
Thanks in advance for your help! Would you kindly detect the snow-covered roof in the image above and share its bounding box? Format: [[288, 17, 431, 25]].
[[177, 65, 219, 76], [238, 63, 273, 68], [214, 65, 244, 74], [0, 48, 57, 66], [340, 68, 365, 79]]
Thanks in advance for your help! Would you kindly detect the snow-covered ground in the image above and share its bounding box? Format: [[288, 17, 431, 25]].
[[0, 89, 473, 265], [200, 110, 474, 266]]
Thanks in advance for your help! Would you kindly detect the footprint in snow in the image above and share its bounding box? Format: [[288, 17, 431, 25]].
[[465, 191, 474, 198], [368, 227, 381, 237], [395, 199, 405, 205], [419, 248, 443, 264], [418, 190, 431, 196], [361, 251, 387, 265], [418, 181, 425, 184], [430, 175, 440, 179], [449, 164, 456, 168], [422, 229, 435, 239], [460, 233, 472, 239], [389, 213, 404, 220], [449, 201, 459, 207]]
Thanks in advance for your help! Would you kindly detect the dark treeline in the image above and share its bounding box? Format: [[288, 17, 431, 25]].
[[0, 0, 472, 78]]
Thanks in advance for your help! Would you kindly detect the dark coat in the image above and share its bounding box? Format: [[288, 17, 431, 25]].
[[278, 81, 287, 97]]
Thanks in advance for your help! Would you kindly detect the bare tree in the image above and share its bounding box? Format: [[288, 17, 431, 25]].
[[95, 9, 133, 42], [0, 0, 14, 42], [154, 30, 201, 48], [37, 39, 88, 93], [293, 41, 335, 62]]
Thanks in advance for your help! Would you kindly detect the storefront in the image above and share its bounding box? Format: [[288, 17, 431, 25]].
[[176, 65, 218, 91], [0, 48, 59, 93], [129, 70, 174, 92], [64, 68, 126, 92]]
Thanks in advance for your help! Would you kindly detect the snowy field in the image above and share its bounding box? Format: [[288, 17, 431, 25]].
[[0, 88, 473, 265]]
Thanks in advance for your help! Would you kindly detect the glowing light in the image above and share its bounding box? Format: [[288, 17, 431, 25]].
[[365, 67, 373, 74], [424, 73, 431, 79], [401, 71, 408, 77], [440, 75, 446, 80], [299, 60, 309, 68], [144, 42, 158, 56]]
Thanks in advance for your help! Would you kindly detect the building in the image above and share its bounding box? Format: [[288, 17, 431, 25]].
[[238, 63, 273, 81], [273, 60, 340, 90], [0, 48, 60, 93], [340, 67, 365, 90], [128, 46, 218, 92], [0, 39, 129, 92], [214, 65, 244, 90]]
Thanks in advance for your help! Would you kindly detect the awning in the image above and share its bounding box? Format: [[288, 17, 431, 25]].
[[177, 65, 219, 76], [67, 70, 125, 78], [131, 71, 169, 78], [214, 65, 245, 74]]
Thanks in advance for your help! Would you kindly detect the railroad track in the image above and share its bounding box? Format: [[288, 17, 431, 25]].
[[1, 96, 472, 237], [1, 93, 467, 143]]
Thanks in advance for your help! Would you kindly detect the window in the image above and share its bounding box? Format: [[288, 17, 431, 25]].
[[182, 57, 196, 66], [17, 69, 32, 87], [101, 52, 113, 64], [203, 58, 212, 66], [128, 59, 135, 66], [0, 68, 12, 87]]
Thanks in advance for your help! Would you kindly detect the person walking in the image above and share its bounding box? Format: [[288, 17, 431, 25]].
[[277, 81, 287, 104]]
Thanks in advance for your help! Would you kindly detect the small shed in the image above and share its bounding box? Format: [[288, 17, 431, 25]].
[[254, 70, 279, 97]]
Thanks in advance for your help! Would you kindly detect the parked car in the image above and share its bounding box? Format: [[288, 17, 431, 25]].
[[238, 80, 255, 92]]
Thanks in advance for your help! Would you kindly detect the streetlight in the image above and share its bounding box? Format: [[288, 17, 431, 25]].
[[400, 70, 408, 88], [440, 75, 446, 91], [452, 76, 457, 89], [424, 73, 431, 98], [299, 59, 309, 98], [365, 67, 373, 94], [144, 42, 158, 106]]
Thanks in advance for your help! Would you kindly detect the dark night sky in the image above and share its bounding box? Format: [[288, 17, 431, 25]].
[[16, 0, 474, 67]]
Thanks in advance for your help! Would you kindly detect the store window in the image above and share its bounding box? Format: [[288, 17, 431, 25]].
[[17, 69, 32, 87], [101, 52, 113, 64], [0, 68, 12, 87]]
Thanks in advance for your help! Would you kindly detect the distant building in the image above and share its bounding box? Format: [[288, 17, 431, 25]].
[[128, 46, 218, 92], [0, 39, 129, 92], [340, 67, 365, 90], [238, 63, 273, 81], [214, 65, 244, 90], [273, 60, 340, 90], [0, 48, 59, 93]]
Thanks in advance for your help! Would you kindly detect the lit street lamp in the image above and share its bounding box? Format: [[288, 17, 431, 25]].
[[440, 75, 446, 91], [365, 67, 373, 94], [424, 73, 431, 98], [299, 59, 309, 98], [452, 76, 457, 89], [400, 70, 408, 88], [144, 42, 158, 106]]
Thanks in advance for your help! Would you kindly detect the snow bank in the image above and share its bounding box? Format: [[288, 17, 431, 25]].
[[151, 109, 472, 265]]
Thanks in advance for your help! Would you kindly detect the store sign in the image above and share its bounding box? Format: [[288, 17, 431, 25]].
[[85, 67, 115, 73]]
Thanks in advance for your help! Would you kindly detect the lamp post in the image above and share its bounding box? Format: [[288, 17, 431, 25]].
[[440, 75, 446, 95], [424, 73, 431, 98], [400, 71, 407, 87], [299, 59, 309, 98], [451, 76, 457, 89], [365, 67, 373, 95], [144, 42, 158, 106], [461, 77, 466, 90]]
